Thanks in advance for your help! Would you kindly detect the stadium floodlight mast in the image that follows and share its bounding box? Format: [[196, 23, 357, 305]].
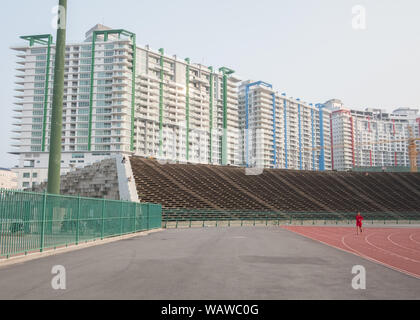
[[47, 0, 67, 194]]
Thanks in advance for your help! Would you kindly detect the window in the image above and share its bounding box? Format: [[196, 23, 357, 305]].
[[79, 94, 90, 100], [22, 182, 30, 188], [32, 173, 38, 178], [95, 137, 111, 143], [77, 130, 88, 136], [96, 122, 111, 128], [76, 145, 88, 151], [96, 108, 112, 114], [72, 153, 85, 159], [80, 65, 91, 72], [23, 173, 30, 178], [96, 115, 112, 121], [96, 130, 111, 136], [35, 68, 46, 74], [78, 116, 89, 121], [77, 108, 89, 114], [31, 48, 46, 54]]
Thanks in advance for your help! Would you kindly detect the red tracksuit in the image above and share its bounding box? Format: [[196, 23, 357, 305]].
[[356, 215, 363, 227]]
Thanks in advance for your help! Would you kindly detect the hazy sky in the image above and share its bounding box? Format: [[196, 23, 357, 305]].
[[1, 0, 419, 168]]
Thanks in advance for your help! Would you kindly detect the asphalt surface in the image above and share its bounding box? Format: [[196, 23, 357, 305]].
[[0, 227, 419, 300]]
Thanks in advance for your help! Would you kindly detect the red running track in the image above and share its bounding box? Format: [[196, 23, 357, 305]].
[[283, 226, 420, 279]]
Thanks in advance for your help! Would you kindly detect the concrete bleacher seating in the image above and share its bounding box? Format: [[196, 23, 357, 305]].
[[130, 157, 420, 221]]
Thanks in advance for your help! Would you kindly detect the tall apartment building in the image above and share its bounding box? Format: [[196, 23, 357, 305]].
[[11, 24, 240, 189], [238, 81, 332, 171], [324, 99, 419, 171], [134, 50, 240, 166]]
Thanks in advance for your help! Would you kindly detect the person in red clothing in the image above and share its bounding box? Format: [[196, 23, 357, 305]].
[[356, 212, 363, 235]]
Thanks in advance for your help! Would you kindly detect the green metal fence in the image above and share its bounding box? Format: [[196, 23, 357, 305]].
[[0, 189, 162, 259]]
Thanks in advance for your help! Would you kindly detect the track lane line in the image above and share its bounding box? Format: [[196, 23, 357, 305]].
[[282, 226, 420, 280], [364, 233, 420, 263], [409, 233, 420, 246], [387, 232, 420, 254]]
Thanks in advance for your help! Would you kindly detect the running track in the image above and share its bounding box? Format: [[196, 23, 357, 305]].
[[283, 226, 420, 279]]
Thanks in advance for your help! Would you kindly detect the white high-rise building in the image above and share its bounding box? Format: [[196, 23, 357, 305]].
[[11, 24, 240, 189], [238, 81, 332, 171], [325, 99, 419, 171]]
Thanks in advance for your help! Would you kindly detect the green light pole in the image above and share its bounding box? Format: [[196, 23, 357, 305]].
[[47, 0, 67, 194]]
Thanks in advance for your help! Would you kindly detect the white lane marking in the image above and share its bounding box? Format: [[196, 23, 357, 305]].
[[364, 233, 420, 263], [409, 233, 420, 246], [387, 233, 420, 254]]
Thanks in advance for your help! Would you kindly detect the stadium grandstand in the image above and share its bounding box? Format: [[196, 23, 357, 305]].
[[129, 157, 420, 222]]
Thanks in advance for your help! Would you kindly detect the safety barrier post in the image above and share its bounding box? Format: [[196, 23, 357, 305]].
[[189, 219, 192, 228], [202, 220, 205, 228], [40, 191, 47, 252], [216, 219, 218, 227], [228, 220, 231, 227]]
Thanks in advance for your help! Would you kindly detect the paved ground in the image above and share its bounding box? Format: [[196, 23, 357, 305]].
[[0, 227, 419, 300]]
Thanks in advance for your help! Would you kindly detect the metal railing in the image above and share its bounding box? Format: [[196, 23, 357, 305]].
[[162, 208, 420, 229], [0, 189, 162, 259]]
